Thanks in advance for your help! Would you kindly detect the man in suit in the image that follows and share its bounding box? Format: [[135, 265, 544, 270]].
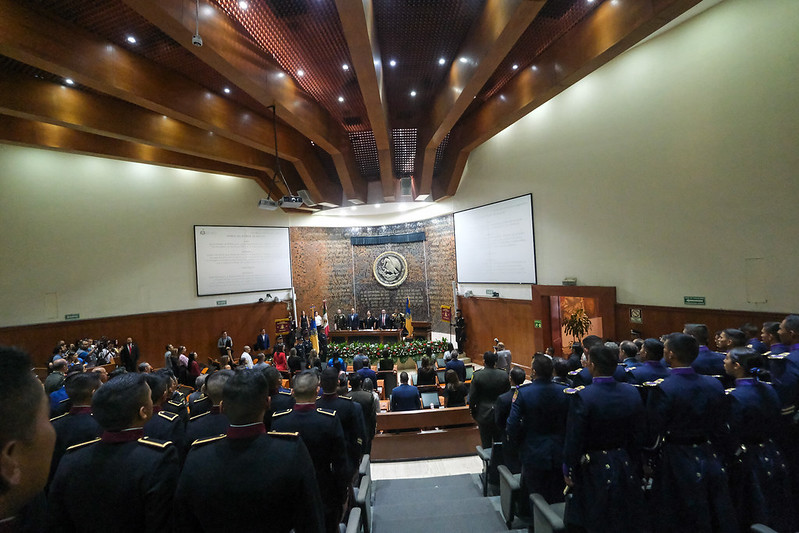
[[348, 307, 359, 330], [49, 373, 179, 532], [378, 309, 392, 329], [119, 337, 140, 372], [217, 330, 233, 357], [176, 369, 324, 532], [390, 372, 421, 412], [470, 352, 510, 448], [445, 350, 466, 383], [254, 328, 270, 352], [495, 342, 512, 373], [494, 366, 527, 473], [0, 346, 56, 531]]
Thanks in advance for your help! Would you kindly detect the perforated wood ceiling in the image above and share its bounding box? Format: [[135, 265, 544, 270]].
[[0, 0, 701, 206]]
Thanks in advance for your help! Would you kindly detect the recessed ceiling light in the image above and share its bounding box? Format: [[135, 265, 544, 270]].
[[338, 96, 344, 103], [531, 65, 538, 71], [459, 57, 468, 64], [310, 140, 315, 146], [64, 78, 75, 86], [410, 90, 416, 97], [297, 69, 305, 77], [342, 64, 349, 71], [223, 87, 231, 94], [389, 59, 397, 67], [277, 72, 285, 78], [126, 35, 137, 44], [512, 64, 518, 70], [238, 1, 249, 9], [438, 58, 446, 65]]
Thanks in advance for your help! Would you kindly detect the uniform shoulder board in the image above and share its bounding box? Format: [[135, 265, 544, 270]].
[[564, 386, 584, 395], [338, 395, 352, 401], [278, 390, 293, 396], [271, 409, 292, 418], [625, 366, 635, 373], [267, 431, 299, 439], [643, 379, 665, 387], [317, 408, 336, 416], [316, 395, 322, 401], [191, 434, 226, 447], [167, 399, 185, 408], [66, 437, 100, 452], [191, 395, 209, 403], [189, 411, 210, 421], [138, 437, 173, 449], [58, 398, 70, 404], [568, 369, 581, 376], [157, 411, 180, 422], [50, 412, 69, 422], [768, 353, 787, 360], [724, 387, 736, 395]]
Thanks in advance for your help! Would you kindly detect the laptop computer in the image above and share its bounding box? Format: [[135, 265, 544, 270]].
[[421, 391, 441, 409]]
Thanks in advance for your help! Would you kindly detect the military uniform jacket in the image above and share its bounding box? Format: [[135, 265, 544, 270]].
[[769, 344, 799, 416], [184, 406, 228, 454], [506, 380, 569, 469], [568, 364, 627, 387], [144, 407, 186, 453], [317, 393, 366, 475], [690, 345, 725, 377], [265, 390, 296, 431], [271, 405, 349, 505], [48, 406, 101, 486], [48, 428, 178, 533], [625, 360, 670, 386], [176, 423, 324, 533], [469, 367, 510, 425], [187, 393, 211, 417]]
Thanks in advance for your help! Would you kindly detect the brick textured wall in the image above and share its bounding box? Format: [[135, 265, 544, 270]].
[[290, 215, 456, 334]]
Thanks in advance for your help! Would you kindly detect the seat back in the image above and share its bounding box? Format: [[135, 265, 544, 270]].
[[531, 493, 566, 533], [476, 445, 493, 497], [498, 464, 521, 527], [379, 371, 397, 394], [355, 474, 372, 533], [357, 454, 371, 486], [344, 507, 362, 533]]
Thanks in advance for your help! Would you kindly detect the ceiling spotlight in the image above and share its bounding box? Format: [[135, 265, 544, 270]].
[[64, 78, 75, 86], [438, 58, 446, 65], [297, 69, 305, 77], [223, 87, 231, 94], [410, 90, 417, 97], [389, 59, 397, 67], [342, 64, 349, 71], [126, 35, 137, 44], [338, 96, 344, 102], [459, 57, 468, 64], [512, 64, 518, 70], [238, 1, 249, 9], [531, 65, 538, 71]]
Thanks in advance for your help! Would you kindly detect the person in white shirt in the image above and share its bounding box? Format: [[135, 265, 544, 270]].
[[239, 346, 254, 369]]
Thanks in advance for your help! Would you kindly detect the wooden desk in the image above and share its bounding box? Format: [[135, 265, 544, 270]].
[[329, 329, 403, 345], [371, 406, 479, 461]]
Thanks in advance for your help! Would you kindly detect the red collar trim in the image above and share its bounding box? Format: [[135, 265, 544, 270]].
[[294, 403, 316, 412], [227, 423, 266, 439], [101, 428, 144, 443], [69, 406, 92, 415]]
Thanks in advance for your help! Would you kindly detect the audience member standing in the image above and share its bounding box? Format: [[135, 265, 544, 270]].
[[390, 371, 422, 412], [495, 342, 512, 373], [143, 373, 186, 455], [217, 331, 233, 357], [254, 328, 270, 352], [346, 373, 377, 453], [469, 352, 510, 448], [318, 368, 366, 478], [119, 337, 140, 372], [624, 338, 669, 386]]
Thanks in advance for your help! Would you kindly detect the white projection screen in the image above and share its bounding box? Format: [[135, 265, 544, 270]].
[[194, 226, 292, 296], [453, 194, 536, 284]]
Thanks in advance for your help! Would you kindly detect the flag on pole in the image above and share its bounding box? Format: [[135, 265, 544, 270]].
[[322, 300, 329, 337], [405, 298, 414, 339], [309, 316, 319, 353]]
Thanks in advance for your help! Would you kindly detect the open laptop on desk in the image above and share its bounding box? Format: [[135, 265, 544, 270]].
[[420, 391, 441, 409]]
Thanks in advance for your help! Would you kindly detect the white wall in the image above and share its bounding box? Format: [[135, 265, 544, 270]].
[[1, 0, 797, 327]]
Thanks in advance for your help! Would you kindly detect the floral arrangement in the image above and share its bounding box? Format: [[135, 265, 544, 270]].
[[330, 338, 450, 363]]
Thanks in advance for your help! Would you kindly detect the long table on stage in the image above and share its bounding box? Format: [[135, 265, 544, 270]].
[[328, 329, 403, 344]]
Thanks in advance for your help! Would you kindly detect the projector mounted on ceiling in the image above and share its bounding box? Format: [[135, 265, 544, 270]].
[[278, 195, 304, 209], [258, 198, 279, 210]]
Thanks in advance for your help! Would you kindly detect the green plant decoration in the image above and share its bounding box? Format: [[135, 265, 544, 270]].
[[563, 308, 592, 342]]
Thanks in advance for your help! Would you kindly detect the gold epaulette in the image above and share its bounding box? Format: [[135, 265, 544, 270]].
[[189, 411, 209, 421], [191, 434, 226, 447], [50, 412, 69, 422], [66, 438, 100, 452], [58, 398, 70, 404], [644, 379, 665, 387], [317, 408, 336, 416], [564, 386, 584, 395], [339, 395, 352, 401], [272, 409, 292, 418], [157, 411, 179, 422], [278, 390, 293, 396], [768, 353, 788, 360], [267, 431, 299, 439], [138, 437, 173, 449], [191, 395, 209, 404], [568, 369, 581, 376], [725, 387, 736, 395], [167, 400, 185, 408]]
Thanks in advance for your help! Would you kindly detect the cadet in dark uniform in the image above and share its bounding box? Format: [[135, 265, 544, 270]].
[[624, 338, 670, 386], [48, 373, 179, 532], [493, 366, 527, 474], [562, 345, 646, 532], [685, 323, 726, 377], [272, 371, 349, 533], [774, 314, 799, 522], [143, 373, 186, 455], [184, 370, 232, 453], [317, 367, 365, 479], [723, 347, 794, 532], [176, 369, 324, 533], [646, 333, 736, 533], [506, 355, 570, 509], [567, 335, 625, 387], [469, 352, 510, 449], [48, 372, 102, 488], [261, 365, 296, 430]]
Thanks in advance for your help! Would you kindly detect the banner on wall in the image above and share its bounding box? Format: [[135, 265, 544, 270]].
[[441, 305, 452, 323], [275, 318, 291, 335]]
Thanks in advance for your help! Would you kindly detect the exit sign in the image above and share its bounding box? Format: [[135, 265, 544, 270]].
[[64, 313, 80, 320], [684, 296, 706, 306], [534, 320, 542, 328], [216, 300, 227, 306]]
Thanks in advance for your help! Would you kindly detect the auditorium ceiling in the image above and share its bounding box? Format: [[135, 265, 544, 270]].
[[0, 0, 699, 210]]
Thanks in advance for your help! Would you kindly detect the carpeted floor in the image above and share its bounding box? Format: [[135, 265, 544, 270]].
[[371, 473, 525, 533]]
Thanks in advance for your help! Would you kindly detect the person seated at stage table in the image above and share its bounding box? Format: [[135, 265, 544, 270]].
[[390, 372, 421, 412], [443, 369, 468, 408], [416, 356, 437, 386]]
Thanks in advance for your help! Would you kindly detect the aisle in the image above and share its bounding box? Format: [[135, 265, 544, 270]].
[[371, 473, 515, 533]]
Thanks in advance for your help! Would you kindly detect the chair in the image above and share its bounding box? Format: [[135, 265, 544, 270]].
[[750, 526, 778, 533], [476, 445, 492, 496], [498, 464, 525, 529], [379, 371, 397, 395], [342, 507, 362, 533], [357, 454, 371, 486], [354, 474, 372, 533], [530, 493, 566, 533]]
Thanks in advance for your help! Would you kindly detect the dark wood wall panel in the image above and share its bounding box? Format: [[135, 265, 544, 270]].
[[614, 303, 788, 347], [0, 302, 289, 368], [457, 296, 537, 368]]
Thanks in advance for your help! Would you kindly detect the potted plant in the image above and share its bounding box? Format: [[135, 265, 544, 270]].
[[563, 308, 592, 343]]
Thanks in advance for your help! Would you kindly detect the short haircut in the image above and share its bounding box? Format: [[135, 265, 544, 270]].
[[589, 345, 617, 376], [643, 338, 664, 361], [723, 328, 747, 348], [53, 359, 68, 372], [381, 348, 390, 359], [108, 368, 128, 380], [353, 358, 363, 371], [64, 372, 101, 404], [0, 347, 44, 463], [509, 367, 526, 386], [582, 335, 603, 351], [570, 343, 584, 357], [222, 370, 269, 424], [763, 321, 780, 338], [399, 371, 409, 383], [205, 370, 234, 404], [320, 367, 339, 393], [92, 373, 150, 432], [683, 324, 709, 345], [292, 371, 319, 401], [194, 373, 207, 390], [740, 323, 759, 338], [784, 314, 799, 335], [483, 351, 497, 367], [260, 365, 282, 394], [666, 333, 699, 365], [532, 353, 554, 380], [553, 358, 570, 379], [137, 362, 150, 373], [143, 373, 168, 403], [619, 341, 638, 359], [349, 372, 363, 389]]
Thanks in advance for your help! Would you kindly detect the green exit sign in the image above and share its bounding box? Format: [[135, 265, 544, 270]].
[[216, 300, 227, 306], [534, 320, 543, 328], [684, 296, 706, 306], [64, 313, 80, 320]]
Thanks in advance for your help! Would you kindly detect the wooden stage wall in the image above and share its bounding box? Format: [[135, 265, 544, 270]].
[[0, 301, 289, 368]]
